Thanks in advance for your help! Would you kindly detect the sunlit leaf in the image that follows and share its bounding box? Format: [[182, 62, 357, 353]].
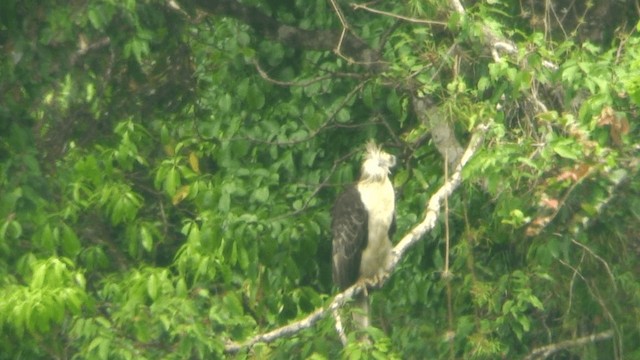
[[189, 152, 200, 174], [61, 224, 81, 257], [140, 226, 153, 252], [147, 274, 158, 300], [172, 185, 190, 205]]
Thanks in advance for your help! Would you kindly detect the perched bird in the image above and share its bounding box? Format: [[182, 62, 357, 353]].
[[331, 141, 396, 330]]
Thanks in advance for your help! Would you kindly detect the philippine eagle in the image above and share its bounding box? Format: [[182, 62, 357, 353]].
[[331, 141, 396, 330]]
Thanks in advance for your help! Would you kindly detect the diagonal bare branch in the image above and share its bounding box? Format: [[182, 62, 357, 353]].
[[223, 123, 489, 353], [388, 123, 488, 268]]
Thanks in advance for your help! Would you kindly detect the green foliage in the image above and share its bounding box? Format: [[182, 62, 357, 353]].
[[1, 0, 639, 358]]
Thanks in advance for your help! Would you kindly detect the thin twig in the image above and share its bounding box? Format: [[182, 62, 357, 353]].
[[330, 0, 349, 29], [253, 59, 333, 87], [70, 37, 111, 65], [351, 3, 447, 26], [557, 258, 621, 358], [329, 0, 356, 64], [560, 251, 585, 320], [166, 0, 190, 18], [570, 238, 617, 291]]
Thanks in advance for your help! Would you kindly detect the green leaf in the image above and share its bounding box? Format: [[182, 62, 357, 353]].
[[140, 225, 153, 252], [518, 314, 531, 332], [1, 219, 22, 241], [551, 139, 580, 160], [218, 191, 230, 212], [502, 300, 513, 315], [87, 7, 104, 30], [248, 84, 265, 109], [363, 84, 374, 107], [176, 278, 188, 297], [98, 337, 111, 360], [188, 223, 201, 244], [147, 274, 159, 300], [222, 293, 243, 316], [218, 93, 232, 112], [336, 108, 350, 123], [477, 76, 490, 92], [252, 186, 269, 203], [61, 224, 81, 257], [238, 245, 249, 271], [528, 295, 544, 310], [160, 166, 179, 196], [386, 91, 402, 117]]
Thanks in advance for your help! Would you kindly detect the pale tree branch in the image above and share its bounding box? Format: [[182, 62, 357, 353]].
[[523, 330, 614, 360], [448, 0, 557, 70], [448, 0, 465, 14], [448, 0, 516, 62], [223, 123, 489, 353], [224, 280, 363, 353], [328, 0, 350, 64], [388, 123, 487, 268], [332, 307, 348, 346]]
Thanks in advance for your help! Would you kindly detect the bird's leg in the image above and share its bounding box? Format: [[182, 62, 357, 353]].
[[355, 278, 369, 297], [363, 277, 377, 290], [364, 270, 389, 289]]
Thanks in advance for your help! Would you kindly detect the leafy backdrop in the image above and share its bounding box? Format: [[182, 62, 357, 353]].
[[1, 0, 639, 358]]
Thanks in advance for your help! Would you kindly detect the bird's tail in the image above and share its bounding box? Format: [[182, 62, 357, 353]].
[[352, 292, 370, 330]]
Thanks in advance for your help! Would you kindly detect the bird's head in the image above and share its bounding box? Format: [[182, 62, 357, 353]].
[[360, 141, 396, 182]]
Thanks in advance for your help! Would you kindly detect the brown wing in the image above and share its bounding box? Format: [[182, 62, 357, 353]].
[[389, 211, 396, 239], [331, 185, 368, 290]]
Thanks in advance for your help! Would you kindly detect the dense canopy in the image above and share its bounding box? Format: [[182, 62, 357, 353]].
[[1, 0, 639, 358]]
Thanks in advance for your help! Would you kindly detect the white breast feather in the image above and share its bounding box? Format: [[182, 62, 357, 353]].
[[357, 177, 394, 279]]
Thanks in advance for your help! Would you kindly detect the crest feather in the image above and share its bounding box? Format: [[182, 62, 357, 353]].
[[360, 141, 395, 182]]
